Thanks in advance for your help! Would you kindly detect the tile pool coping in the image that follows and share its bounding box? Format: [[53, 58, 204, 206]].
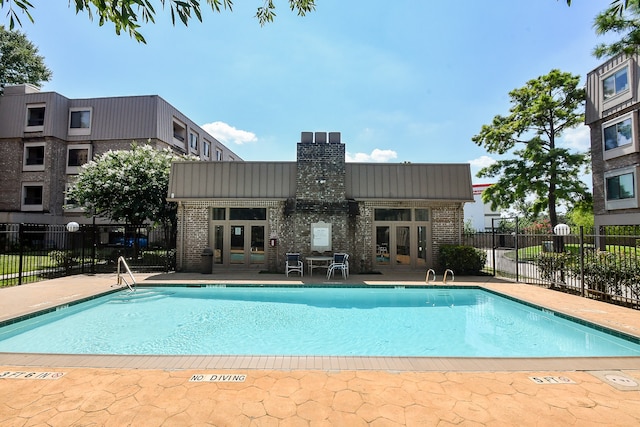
[[1, 276, 640, 372]]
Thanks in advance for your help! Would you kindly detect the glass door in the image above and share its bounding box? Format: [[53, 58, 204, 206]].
[[230, 225, 245, 264], [376, 226, 390, 265], [396, 226, 410, 266], [250, 225, 265, 264], [417, 225, 428, 268]]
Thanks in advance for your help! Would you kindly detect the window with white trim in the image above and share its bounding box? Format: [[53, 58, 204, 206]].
[[25, 103, 46, 131], [22, 183, 44, 211], [189, 131, 199, 151], [68, 107, 92, 136], [66, 144, 92, 174], [603, 66, 629, 101], [203, 140, 211, 158], [602, 112, 636, 160], [23, 142, 45, 171], [173, 119, 186, 145], [605, 166, 639, 210], [215, 148, 222, 161]]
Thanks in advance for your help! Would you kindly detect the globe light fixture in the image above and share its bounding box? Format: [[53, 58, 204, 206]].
[[66, 221, 80, 233], [553, 223, 570, 236]]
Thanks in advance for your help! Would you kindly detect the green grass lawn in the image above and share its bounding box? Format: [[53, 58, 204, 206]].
[[0, 254, 58, 274], [504, 243, 634, 261]]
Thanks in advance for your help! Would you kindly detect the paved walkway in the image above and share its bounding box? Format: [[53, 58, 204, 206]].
[[1, 272, 639, 426]]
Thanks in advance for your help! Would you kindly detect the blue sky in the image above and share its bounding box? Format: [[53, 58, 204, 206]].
[[9, 1, 614, 183]]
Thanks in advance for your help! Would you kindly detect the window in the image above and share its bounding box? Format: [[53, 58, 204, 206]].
[[602, 112, 636, 160], [604, 117, 633, 150], [229, 208, 266, 221], [189, 131, 199, 151], [22, 183, 43, 211], [25, 104, 45, 131], [68, 108, 92, 135], [603, 67, 629, 101], [66, 145, 92, 174], [203, 140, 211, 158], [23, 142, 45, 171], [607, 172, 635, 201], [415, 209, 429, 221], [215, 148, 223, 161], [211, 208, 226, 220], [173, 119, 186, 145], [605, 166, 639, 210], [374, 209, 411, 221]]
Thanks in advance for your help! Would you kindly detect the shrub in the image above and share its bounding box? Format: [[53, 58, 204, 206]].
[[49, 250, 71, 267], [534, 252, 576, 284], [570, 251, 640, 297], [438, 245, 487, 275]]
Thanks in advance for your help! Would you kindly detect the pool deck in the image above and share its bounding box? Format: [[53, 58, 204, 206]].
[[1, 271, 639, 425]]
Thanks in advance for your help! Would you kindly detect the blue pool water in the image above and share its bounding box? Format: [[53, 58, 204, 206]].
[[0, 286, 639, 357]]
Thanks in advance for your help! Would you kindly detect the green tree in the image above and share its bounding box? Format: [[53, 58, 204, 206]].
[[67, 143, 196, 227], [592, 1, 640, 58], [565, 193, 594, 228], [0, 25, 51, 88], [472, 70, 590, 231], [0, 0, 317, 43]]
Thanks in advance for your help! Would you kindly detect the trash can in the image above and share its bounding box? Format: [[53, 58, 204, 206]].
[[201, 247, 213, 274]]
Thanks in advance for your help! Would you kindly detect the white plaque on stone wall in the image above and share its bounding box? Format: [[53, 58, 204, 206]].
[[311, 222, 332, 252]]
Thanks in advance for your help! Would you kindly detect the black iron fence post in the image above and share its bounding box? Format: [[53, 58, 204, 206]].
[[579, 226, 585, 297], [91, 221, 96, 275], [18, 223, 24, 286]]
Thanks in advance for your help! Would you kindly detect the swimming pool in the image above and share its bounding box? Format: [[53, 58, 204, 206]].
[[1, 286, 639, 357]]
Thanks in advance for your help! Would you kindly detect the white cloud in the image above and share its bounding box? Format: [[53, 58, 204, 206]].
[[560, 125, 590, 151], [468, 155, 496, 169], [346, 149, 398, 163], [201, 121, 257, 145]]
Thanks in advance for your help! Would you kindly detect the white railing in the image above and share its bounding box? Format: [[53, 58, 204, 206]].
[[117, 256, 136, 291]]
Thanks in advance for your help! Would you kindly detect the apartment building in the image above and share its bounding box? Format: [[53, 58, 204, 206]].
[[0, 84, 241, 225], [586, 54, 640, 228]]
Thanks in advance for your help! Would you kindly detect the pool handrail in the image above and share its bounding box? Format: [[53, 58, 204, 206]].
[[443, 269, 454, 284], [425, 269, 436, 283], [116, 256, 136, 291]]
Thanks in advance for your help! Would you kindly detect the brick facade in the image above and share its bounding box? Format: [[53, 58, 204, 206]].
[[175, 135, 466, 273]]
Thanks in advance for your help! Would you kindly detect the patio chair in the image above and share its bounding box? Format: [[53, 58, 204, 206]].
[[285, 253, 304, 277], [327, 253, 349, 279]]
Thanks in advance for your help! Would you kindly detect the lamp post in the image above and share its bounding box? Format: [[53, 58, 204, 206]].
[[553, 223, 570, 285], [66, 222, 79, 274]]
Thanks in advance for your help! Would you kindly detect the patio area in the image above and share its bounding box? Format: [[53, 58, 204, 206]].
[[0, 271, 639, 425]]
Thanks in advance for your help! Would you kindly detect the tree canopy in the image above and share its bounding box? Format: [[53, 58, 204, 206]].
[[472, 70, 590, 230], [67, 143, 196, 226], [0, 25, 51, 88], [592, 0, 640, 58], [563, 0, 640, 58], [0, 0, 317, 43]]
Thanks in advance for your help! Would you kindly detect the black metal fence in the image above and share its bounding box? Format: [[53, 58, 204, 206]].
[[0, 223, 176, 287], [465, 225, 640, 309]]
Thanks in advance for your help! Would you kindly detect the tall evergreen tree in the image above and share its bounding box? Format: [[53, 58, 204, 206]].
[[472, 70, 590, 230]]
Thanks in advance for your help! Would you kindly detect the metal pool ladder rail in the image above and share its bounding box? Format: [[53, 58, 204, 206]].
[[116, 256, 136, 291]]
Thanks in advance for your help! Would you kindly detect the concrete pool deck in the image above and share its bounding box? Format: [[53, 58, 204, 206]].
[[1, 271, 639, 425]]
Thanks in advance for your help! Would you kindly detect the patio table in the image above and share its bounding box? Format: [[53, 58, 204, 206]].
[[306, 256, 333, 276]]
